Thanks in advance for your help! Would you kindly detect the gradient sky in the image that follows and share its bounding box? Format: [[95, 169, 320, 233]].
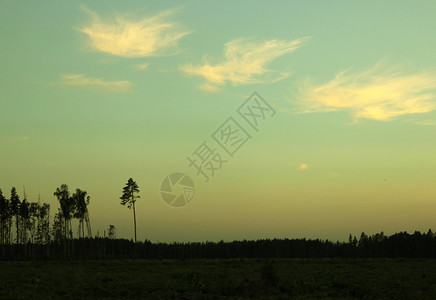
[[1, 1, 435, 242]]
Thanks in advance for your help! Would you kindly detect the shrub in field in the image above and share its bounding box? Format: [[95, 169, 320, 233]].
[[260, 260, 278, 288]]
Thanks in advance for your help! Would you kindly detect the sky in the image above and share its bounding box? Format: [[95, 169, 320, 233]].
[[1, 1, 435, 242]]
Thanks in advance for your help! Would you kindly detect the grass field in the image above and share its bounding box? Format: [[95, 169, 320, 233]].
[[0, 258, 435, 299]]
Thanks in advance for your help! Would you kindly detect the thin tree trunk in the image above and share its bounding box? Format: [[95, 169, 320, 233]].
[[15, 215, 19, 245], [85, 212, 92, 238], [69, 219, 73, 258], [63, 219, 67, 258], [133, 201, 137, 243], [1, 220, 4, 257], [8, 218, 12, 244], [1, 220, 4, 245]]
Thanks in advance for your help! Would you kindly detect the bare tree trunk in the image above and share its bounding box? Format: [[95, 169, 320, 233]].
[[15, 215, 19, 245], [81, 219, 84, 238], [1, 220, 4, 257], [0, 220, 4, 245], [63, 219, 68, 258], [133, 201, 137, 243], [69, 219, 73, 258], [85, 212, 92, 237], [8, 218, 12, 244]]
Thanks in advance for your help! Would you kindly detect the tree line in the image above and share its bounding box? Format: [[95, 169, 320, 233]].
[[0, 185, 93, 245], [0, 229, 435, 260], [0, 178, 140, 259], [0, 187, 50, 247], [1, 179, 436, 260]]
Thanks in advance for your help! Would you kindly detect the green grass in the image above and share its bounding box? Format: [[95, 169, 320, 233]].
[[0, 258, 435, 299]]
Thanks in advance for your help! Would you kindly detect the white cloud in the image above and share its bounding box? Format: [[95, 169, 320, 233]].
[[57, 74, 132, 93], [294, 63, 436, 121], [79, 6, 189, 57], [298, 163, 309, 170], [181, 37, 309, 91]]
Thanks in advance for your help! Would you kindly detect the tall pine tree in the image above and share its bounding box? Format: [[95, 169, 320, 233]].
[[120, 178, 140, 243], [10, 187, 20, 245]]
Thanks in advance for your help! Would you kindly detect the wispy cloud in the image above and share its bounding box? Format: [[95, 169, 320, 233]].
[[294, 62, 436, 121], [298, 163, 309, 170], [7, 136, 29, 143], [79, 6, 189, 57], [57, 74, 132, 93], [414, 120, 436, 126], [198, 83, 220, 92], [181, 37, 309, 91], [135, 63, 149, 70]]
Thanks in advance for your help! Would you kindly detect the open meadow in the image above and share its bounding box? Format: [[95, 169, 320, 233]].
[[1, 258, 435, 299]]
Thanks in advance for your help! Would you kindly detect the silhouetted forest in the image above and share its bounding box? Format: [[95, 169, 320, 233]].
[[1, 185, 436, 260], [1, 230, 436, 260]]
